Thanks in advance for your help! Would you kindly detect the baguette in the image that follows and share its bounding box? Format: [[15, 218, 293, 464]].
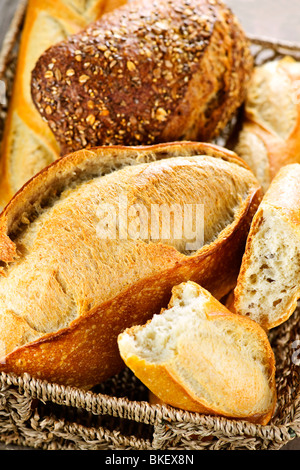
[[0, 142, 261, 389], [118, 281, 276, 425], [232, 164, 300, 330], [234, 57, 300, 192], [0, 0, 126, 210], [31, 0, 253, 156]]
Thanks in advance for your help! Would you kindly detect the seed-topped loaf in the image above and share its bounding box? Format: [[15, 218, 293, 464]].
[[31, 0, 253, 155], [0, 142, 261, 389]]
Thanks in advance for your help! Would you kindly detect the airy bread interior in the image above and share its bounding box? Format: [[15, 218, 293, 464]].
[[234, 206, 300, 328], [120, 282, 275, 418]]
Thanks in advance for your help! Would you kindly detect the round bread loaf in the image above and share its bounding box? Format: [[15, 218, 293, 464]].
[[31, 0, 253, 155]]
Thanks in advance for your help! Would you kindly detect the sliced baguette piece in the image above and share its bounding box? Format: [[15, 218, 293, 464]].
[[233, 164, 300, 330], [234, 56, 300, 193], [118, 281, 277, 425], [0, 142, 261, 389]]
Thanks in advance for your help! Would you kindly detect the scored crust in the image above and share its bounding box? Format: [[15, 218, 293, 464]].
[[0, 142, 261, 388]]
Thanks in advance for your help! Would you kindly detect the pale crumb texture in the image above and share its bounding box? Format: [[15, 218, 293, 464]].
[[234, 206, 300, 329], [119, 281, 275, 421]]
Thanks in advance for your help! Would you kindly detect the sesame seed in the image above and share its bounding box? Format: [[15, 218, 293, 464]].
[[66, 68, 75, 77], [86, 114, 96, 125], [155, 108, 168, 121], [127, 61, 136, 72], [44, 70, 53, 79], [79, 75, 90, 84]]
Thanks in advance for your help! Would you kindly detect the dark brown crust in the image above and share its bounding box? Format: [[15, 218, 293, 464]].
[[31, 0, 253, 155], [0, 142, 261, 388]]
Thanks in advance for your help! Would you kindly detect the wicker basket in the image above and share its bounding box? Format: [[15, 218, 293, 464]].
[[1, 0, 300, 451]]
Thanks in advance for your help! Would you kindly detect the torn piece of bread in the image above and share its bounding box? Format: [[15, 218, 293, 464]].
[[234, 56, 300, 192], [233, 164, 300, 330], [0, 142, 261, 389], [118, 281, 276, 425]]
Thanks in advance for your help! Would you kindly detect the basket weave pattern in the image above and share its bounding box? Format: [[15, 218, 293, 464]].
[[1, 2, 300, 450]]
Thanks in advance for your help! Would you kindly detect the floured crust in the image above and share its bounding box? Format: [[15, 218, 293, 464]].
[[31, 0, 253, 155], [234, 56, 300, 192], [0, 142, 261, 388]]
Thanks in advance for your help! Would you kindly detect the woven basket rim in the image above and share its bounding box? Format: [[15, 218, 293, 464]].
[[1, 369, 299, 442]]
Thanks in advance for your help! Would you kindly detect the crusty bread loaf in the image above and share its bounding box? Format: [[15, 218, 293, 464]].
[[0, 0, 126, 210], [118, 281, 277, 425], [0, 142, 261, 389], [31, 0, 253, 156], [234, 57, 300, 192], [232, 164, 300, 330]]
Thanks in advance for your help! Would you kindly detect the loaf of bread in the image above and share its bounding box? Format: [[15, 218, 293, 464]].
[[31, 0, 253, 156], [234, 57, 300, 192], [0, 0, 126, 210], [118, 281, 277, 425], [232, 164, 300, 330], [0, 142, 261, 389]]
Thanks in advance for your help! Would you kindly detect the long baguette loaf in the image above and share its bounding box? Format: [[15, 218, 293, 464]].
[[0, 0, 126, 210], [31, 0, 253, 156], [0, 142, 261, 389], [234, 57, 300, 192], [232, 164, 300, 330], [118, 281, 277, 425]]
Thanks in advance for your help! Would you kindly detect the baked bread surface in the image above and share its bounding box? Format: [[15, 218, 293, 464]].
[[235, 57, 300, 192], [31, 0, 253, 155], [118, 281, 277, 425], [232, 163, 300, 330], [0, 142, 261, 388], [0, 0, 126, 210]]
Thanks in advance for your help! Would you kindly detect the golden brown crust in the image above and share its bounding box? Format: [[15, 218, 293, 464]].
[[31, 0, 253, 155], [118, 281, 277, 425], [0, 0, 126, 210], [0, 142, 261, 389]]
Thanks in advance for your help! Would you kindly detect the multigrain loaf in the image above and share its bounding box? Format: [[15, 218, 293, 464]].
[[0, 142, 261, 389], [118, 281, 277, 425], [232, 164, 300, 330], [31, 0, 253, 156], [0, 0, 126, 210], [234, 57, 300, 192]]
